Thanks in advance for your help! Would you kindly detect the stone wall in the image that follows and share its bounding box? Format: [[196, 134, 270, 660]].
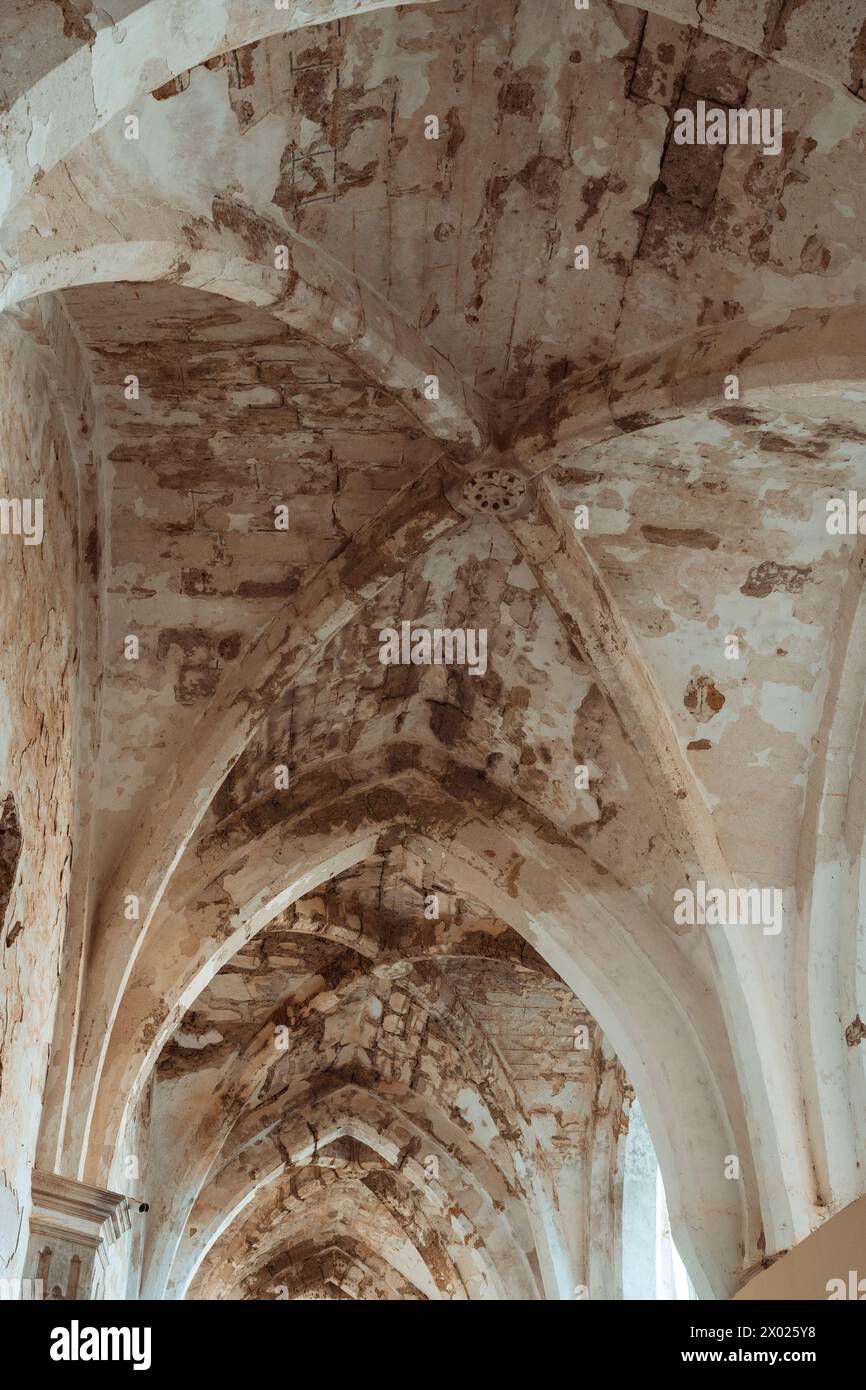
[[0, 322, 80, 1281]]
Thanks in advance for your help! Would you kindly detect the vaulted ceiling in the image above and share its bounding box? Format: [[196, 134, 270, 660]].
[[2, 0, 866, 1302]]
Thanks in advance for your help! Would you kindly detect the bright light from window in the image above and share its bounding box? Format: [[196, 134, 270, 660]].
[[622, 1099, 696, 1299]]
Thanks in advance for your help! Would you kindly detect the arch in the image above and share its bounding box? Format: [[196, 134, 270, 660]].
[[166, 1084, 533, 1297], [190, 1169, 464, 1300], [135, 933, 576, 1298], [83, 750, 753, 1297], [27, 206, 866, 1306], [64, 455, 466, 1184], [511, 304, 866, 474], [227, 1226, 433, 1302], [2, 0, 863, 235], [0, 198, 489, 450], [797, 541, 866, 1208], [240, 1241, 422, 1301], [506, 474, 819, 1256], [163, 1085, 530, 1300], [5, 0, 866, 1311], [143, 964, 547, 1297], [0, 1, 439, 224]]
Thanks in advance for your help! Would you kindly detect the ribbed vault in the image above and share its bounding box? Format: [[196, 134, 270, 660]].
[[1, 0, 865, 1304]]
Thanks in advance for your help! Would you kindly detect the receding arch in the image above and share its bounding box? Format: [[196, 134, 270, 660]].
[[146, 949, 572, 1300], [163, 1084, 531, 1300], [65, 455, 467, 1186], [83, 746, 756, 1297], [190, 1168, 464, 1300]]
